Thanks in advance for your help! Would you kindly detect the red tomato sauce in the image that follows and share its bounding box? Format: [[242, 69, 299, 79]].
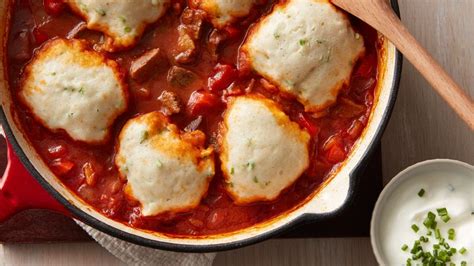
[[6, 0, 380, 236]]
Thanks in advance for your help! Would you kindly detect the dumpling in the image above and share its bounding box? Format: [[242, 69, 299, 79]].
[[241, 0, 365, 112], [67, 0, 169, 51], [220, 96, 310, 204], [116, 112, 215, 216], [189, 0, 258, 28], [19, 38, 128, 144]]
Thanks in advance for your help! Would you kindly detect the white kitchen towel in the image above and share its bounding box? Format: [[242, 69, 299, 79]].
[[76, 221, 216, 266]]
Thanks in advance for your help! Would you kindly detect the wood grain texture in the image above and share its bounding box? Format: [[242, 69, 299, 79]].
[[1, 0, 472, 265], [381, 0, 474, 182]]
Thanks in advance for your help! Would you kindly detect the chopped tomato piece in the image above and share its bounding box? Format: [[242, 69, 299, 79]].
[[354, 53, 376, 78], [82, 162, 97, 186], [50, 158, 74, 176], [208, 64, 238, 92], [206, 209, 227, 230], [47, 144, 67, 158], [347, 120, 364, 140], [136, 87, 151, 100], [326, 145, 346, 163], [43, 0, 65, 16], [223, 85, 244, 98], [32, 28, 49, 45], [187, 90, 222, 116], [107, 179, 123, 194], [188, 217, 204, 228], [297, 113, 320, 136], [222, 26, 241, 39], [322, 135, 343, 152], [334, 97, 365, 118]]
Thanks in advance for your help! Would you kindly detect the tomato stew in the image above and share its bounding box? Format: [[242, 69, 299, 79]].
[[6, 0, 380, 236]]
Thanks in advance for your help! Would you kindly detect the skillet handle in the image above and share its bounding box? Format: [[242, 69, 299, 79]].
[[0, 128, 70, 223]]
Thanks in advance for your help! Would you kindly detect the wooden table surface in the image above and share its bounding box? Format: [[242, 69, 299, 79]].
[[1, 0, 473, 265]]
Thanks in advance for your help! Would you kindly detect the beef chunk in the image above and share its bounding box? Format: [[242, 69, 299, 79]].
[[180, 8, 206, 39], [174, 8, 206, 64], [9, 30, 31, 61], [175, 26, 197, 64], [129, 48, 166, 82], [167, 66, 197, 88], [158, 90, 182, 115]]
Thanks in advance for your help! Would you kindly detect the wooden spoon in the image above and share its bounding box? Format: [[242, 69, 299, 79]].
[[331, 0, 474, 130]]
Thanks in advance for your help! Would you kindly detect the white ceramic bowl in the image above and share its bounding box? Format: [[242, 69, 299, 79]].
[[370, 159, 474, 264]]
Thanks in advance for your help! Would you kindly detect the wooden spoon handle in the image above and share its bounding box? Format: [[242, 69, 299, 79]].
[[333, 0, 474, 130]]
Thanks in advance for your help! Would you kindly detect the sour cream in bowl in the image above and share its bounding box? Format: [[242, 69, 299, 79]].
[[371, 159, 474, 266]]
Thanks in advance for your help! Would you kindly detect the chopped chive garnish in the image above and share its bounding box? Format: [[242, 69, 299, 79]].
[[140, 131, 149, 144], [441, 214, 451, 223], [298, 39, 308, 46], [461, 261, 467, 266], [448, 228, 455, 240], [95, 9, 106, 16], [247, 162, 255, 170], [437, 208, 448, 216], [423, 217, 434, 229], [424, 211, 438, 229], [414, 250, 423, 260], [402, 207, 464, 264], [418, 188, 425, 197], [428, 211, 436, 220], [438, 250, 448, 262], [230, 167, 234, 175]]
